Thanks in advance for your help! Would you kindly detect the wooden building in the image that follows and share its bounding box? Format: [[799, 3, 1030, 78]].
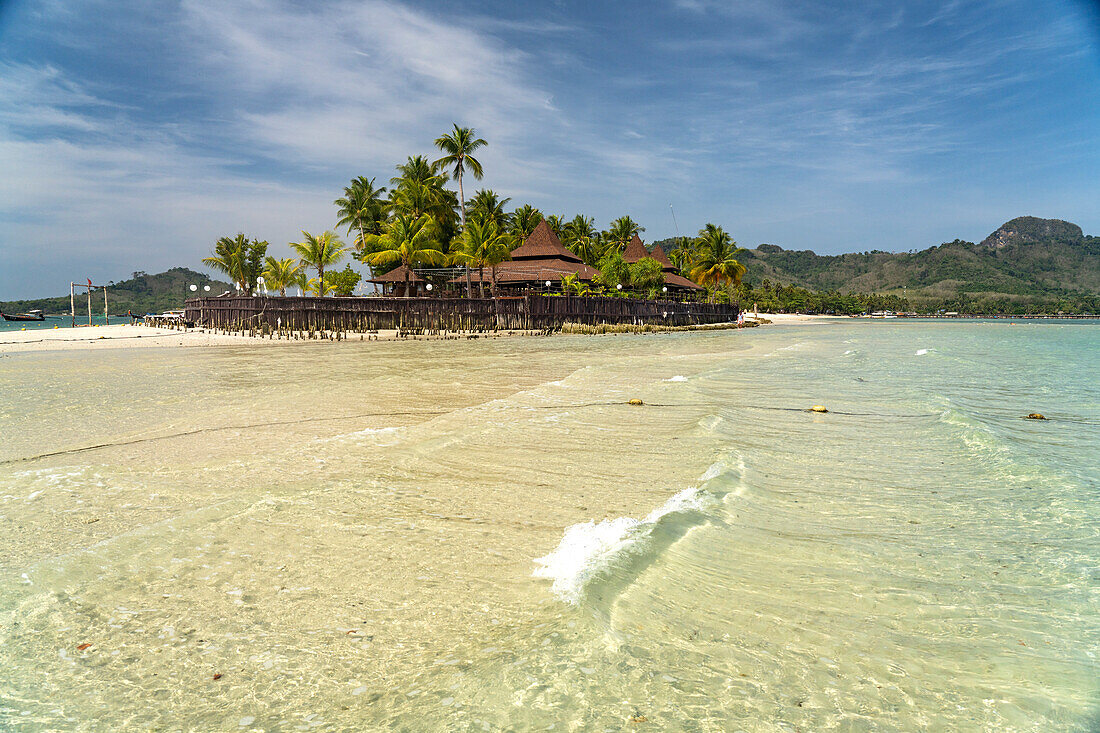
[[621, 234, 701, 292], [452, 221, 601, 290], [369, 264, 429, 297]]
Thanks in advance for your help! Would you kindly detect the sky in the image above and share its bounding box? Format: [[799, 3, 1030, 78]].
[[1, 0, 1098, 298]]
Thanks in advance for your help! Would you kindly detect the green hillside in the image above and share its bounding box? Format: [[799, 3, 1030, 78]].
[[657, 216, 1100, 314], [0, 268, 232, 316]]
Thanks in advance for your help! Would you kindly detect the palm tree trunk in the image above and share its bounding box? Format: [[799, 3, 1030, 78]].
[[318, 266, 324, 296], [458, 169, 473, 299], [478, 266, 486, 298]]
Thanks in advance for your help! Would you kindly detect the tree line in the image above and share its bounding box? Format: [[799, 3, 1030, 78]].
[[202, 125, 751, 300]]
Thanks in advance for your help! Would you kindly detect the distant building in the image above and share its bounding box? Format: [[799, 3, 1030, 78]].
[[369, 264, 428, 297], [621, 234, 701, 293], [452, 220, 601, 290]]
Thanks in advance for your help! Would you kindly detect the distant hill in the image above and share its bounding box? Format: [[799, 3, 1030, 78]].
[[656, 216, 1100, 313], [0, 268, 232, 316]]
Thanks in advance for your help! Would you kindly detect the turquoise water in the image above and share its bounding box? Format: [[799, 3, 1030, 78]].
[[0, 320, 1097, 730], [0, 315, 115, 332]]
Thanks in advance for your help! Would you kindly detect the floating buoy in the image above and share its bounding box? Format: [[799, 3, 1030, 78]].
[[1025, 413, 1046, 420], [810, 405, 828, 413], [627, 399, 644, 406]]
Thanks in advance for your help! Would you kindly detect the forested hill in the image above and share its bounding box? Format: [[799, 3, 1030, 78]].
[[0, 268, 232, 315], [663, 216, 1099, 313]]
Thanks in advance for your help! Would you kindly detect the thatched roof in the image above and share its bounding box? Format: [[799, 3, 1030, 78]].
[[509, 221, 582, 263], [369, 264, 425, 283], [649, 244, 675, 270], [450, 260, 601, 284], [663, 272, 702, 290], [622, 234, 649, 263]]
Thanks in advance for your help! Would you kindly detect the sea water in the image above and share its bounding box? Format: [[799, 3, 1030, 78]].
[[0, 320, 1096, 730]]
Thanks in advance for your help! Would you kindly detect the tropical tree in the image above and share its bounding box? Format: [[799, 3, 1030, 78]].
[[545, 215, 565, 238], [467, 189, 511, 229], [334, 176, 388, 253], [361, 214, 447, 296], [509, 204, 543, 244], [594, 250, 631, 292], [290, 231, 348, 296], [604, 216, 644, 252], [303, 277, 337, 296], [689, 224, 747, 298], [203, 234, 268, 295], [433, 124, 486, 229], [630, 257, 665, 297], [450, 218, 513, 298], [323, 264, 362, 296], [261, 256, 302, 296], [559, 273, 590, 296]]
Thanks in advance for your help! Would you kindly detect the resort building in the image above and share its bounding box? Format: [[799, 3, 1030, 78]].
[[452, 220, 602, 291], [621, 234, 702, 293], [369, 264, 429, 297]]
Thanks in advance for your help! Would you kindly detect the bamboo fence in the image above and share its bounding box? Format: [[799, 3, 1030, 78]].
[[184, 295, 738, 335]]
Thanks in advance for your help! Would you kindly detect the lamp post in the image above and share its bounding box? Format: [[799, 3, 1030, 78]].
[[257, 276, 266, 297]]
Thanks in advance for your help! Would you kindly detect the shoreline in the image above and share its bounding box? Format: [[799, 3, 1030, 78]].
[[0, 313, 848, 354]]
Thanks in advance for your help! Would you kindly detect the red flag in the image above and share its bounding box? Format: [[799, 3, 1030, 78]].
[[87, 278, 92, 287]]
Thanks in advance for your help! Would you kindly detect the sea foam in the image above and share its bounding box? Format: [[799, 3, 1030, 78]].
[[665, 375, 688, 382], [532, 487, 714, 605]]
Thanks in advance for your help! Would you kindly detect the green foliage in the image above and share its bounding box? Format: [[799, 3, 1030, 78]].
[[290, 231, 347, 295], [689, 224, 746, 292], [451, 218, 513, 297], [203, 234, 268, 295], [261, 257, 302, 296], [595, 251, 631, 291], [0, 268, 233, 315], [323, 264, 362, 296], [433, 124, 486, 228], [334, 176, 388, 251], [629, 258, 665, 296]]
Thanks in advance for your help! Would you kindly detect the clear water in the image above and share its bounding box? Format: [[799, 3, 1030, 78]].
[[0, 315, 113, 332], [0, 321, 1097, 730]]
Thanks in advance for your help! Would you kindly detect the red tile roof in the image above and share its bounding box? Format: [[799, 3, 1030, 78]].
[[649, 243, 675, 269]]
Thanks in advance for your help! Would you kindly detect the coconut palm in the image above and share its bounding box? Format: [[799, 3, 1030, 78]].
[[689, 224, 746, 297], [303, 277, 337, 296], [203, 234, 268, 295], [361, 214, 447, 296], [604, 216, 644, 252], [450, 219, 513, 298], [467, 189, 512, 229], [334, 176, 388, 252], [433, 125, 487, 230], [545, 215, 565, 238], [290, 231, 348, 296], [261, 257, 302, 297], [509, 204, 543, 243]]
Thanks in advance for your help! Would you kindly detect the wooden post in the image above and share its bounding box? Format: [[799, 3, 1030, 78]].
[[70, 283, 75, 327], [103, 286, 109, 325], [87, 286, 92, 326]]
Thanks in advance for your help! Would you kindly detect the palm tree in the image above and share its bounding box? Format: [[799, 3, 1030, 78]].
[[604, 216, 644, 252], [290, 231, 348, 296], [303, 277, 337, 296], [261, 257, 302, 296], [563, 215, 602, 265], [545, 215, 565, 238], [689, 224, 747, 299], [450, 219, 513, 298], [509, 204, 543, 244], [433, 124, 486, 229], [334, 176, 388, 253], [203, 234, 268, 295], [361, 214, 447, 296], [467, 189, 512, 229]]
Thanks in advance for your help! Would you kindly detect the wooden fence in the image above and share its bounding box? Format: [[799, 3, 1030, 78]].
[[184, 295, 738, 333]]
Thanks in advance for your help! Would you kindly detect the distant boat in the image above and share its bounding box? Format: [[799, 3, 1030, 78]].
[[1, 309, 45, 322]]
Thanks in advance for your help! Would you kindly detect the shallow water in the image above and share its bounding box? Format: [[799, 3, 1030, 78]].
[[0, 321, 1097, 731]]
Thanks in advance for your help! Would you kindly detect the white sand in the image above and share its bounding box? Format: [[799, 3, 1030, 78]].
[[0, 323, 539, 353], [746, 312, 852, 325]]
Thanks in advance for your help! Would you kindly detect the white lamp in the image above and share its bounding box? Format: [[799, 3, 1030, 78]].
[[545, 280, 551, 288], [662, 286, 667, 293], [426, 283, 433, 291], [616, 283, 622, 291], [203, 285, 211, 292], [189, 284, 197, 292]]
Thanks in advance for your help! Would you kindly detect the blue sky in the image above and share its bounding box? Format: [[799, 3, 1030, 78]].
[[1, 0, 1098, 297]]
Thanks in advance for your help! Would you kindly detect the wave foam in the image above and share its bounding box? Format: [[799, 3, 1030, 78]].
[[665, 375, 688, 382], [915, 348, 932, 355], [532, 488, 714, 605]]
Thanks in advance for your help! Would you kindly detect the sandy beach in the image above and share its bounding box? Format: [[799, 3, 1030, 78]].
[[0, 314, 843, 354]]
